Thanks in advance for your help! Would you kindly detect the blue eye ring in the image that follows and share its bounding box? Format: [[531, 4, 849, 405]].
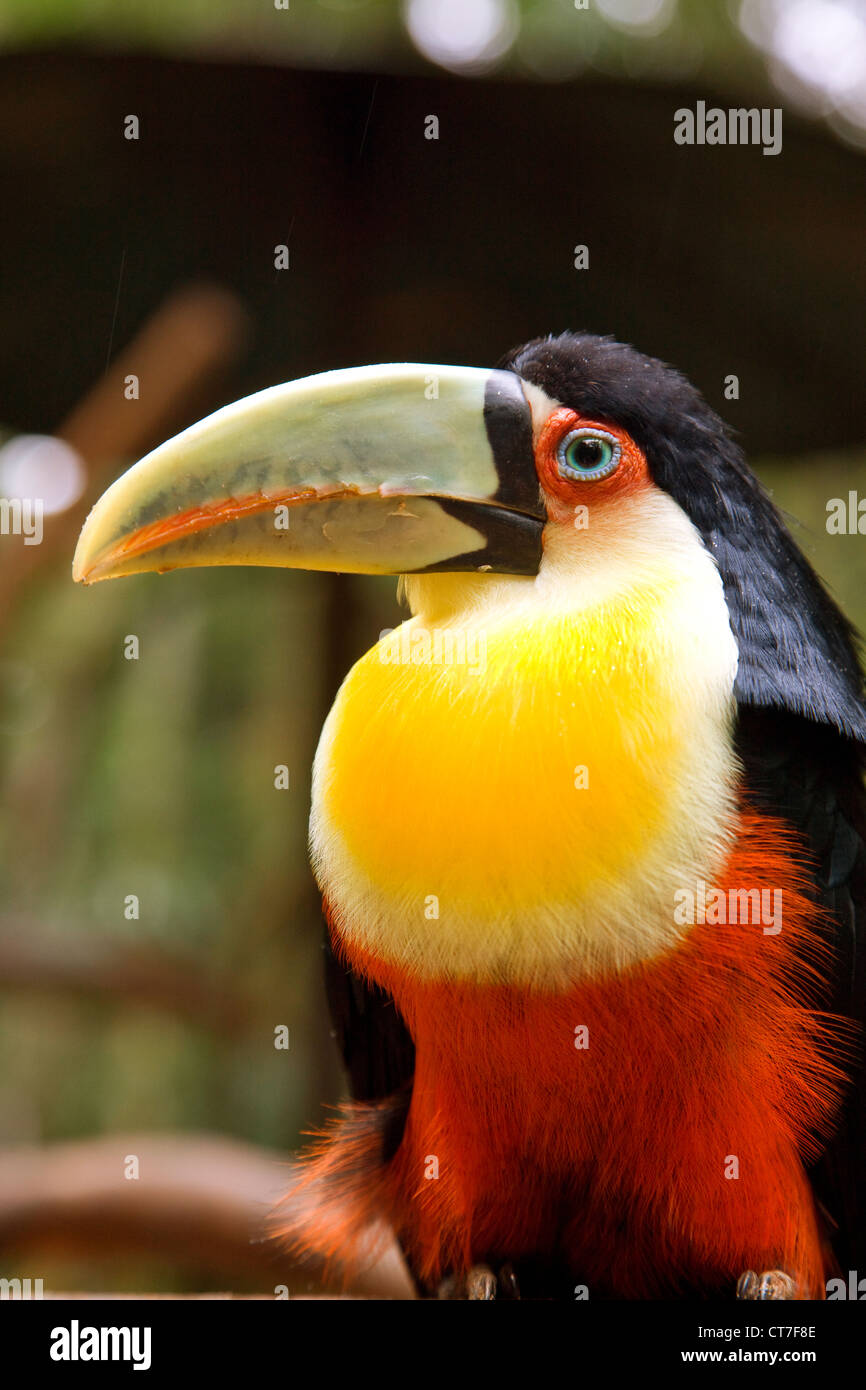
[[557, 427, 621, 481]]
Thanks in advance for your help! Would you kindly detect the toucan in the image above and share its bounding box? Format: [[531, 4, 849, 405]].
[[73, 333, 866, 1300]]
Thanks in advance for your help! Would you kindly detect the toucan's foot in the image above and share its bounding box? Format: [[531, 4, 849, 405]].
[[437, 1264, 495, 1299], [736, 1270, 797, 1300], [437, 1262, 521, 1300]]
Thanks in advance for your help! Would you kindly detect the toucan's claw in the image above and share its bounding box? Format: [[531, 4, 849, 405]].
[[466, 1266, 497, 1300], [736, 1269, 797, 1300], [497, 1262, 521, 1299], [436, 1262, 520, 1300]]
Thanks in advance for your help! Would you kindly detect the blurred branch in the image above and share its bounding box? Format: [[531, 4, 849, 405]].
[[0, 922, 255, 1037], [0, 283, 249, 635], [36, 1293, 376, 1299], [59, 285, 249, 472], [0, 1133, 414, 1299]]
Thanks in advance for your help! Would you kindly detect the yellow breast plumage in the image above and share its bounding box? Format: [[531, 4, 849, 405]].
[[311, 491, 739, 987]]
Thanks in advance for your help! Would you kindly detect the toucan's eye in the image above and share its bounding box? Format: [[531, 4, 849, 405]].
[[557, 428, 621, 482]]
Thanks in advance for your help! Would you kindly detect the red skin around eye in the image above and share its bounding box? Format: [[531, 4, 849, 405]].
[[535, 407, 651, 525]]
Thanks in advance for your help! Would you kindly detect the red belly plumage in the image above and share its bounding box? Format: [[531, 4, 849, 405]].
[[279, 811, 850, 1298]]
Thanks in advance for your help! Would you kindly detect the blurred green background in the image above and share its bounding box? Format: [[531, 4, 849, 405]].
[[0, 0, 864, 1294]]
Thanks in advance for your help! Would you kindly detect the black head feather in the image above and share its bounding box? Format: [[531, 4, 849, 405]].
[[501, 332, 866, 745]]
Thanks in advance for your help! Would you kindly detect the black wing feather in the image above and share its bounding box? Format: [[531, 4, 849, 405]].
[[322, 925, 415, 1103], [736, 706, 866, 1272]]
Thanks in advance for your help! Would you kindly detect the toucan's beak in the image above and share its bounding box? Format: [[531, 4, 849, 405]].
[[72, 364, 545, 584]]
